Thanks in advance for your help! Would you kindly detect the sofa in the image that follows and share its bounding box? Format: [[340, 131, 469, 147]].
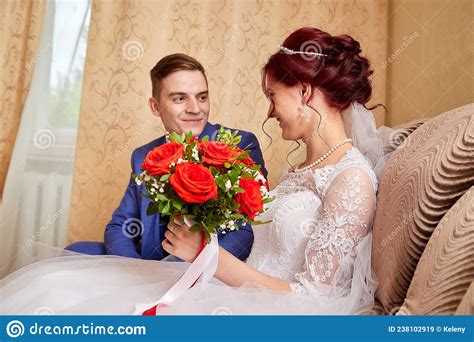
[[371, 103, 473, 315]]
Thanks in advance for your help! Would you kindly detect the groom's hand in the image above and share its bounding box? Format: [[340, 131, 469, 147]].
[[162, 218, 204, 263]]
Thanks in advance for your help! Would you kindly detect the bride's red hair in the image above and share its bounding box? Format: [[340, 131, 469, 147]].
[[263, 27, 376, 112]]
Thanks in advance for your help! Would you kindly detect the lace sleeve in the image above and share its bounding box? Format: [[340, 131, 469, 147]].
[[290, 166, 376, 294]]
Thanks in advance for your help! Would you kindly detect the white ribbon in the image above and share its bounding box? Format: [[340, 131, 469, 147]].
[[133, 232, 219, 315]]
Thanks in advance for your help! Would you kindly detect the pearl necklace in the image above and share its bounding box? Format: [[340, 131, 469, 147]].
[[294, 138, 353, 173]]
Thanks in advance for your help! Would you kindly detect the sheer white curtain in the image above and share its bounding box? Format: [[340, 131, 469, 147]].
[[0, 0, 91, 277]]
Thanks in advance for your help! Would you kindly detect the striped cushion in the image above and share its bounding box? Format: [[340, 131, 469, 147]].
[[398, 186, 474, 315], [371, 103, 474, 314]]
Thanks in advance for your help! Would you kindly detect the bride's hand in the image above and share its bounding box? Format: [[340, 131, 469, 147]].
[[162, 218, 204, 263]]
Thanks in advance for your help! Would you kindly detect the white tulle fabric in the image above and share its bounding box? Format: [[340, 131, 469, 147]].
[[0, 148, 378, 315]]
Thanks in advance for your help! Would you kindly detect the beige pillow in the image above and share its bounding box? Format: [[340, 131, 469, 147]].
[[397, 186, 473, 315], [372, 103, 474, 314], [455, 281, 474, 315]]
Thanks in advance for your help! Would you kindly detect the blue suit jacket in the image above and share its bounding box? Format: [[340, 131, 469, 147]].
[[104, 122, 267, 261]]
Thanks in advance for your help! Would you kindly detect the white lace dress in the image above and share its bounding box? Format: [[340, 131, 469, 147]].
[[0, 147, 378, 315]]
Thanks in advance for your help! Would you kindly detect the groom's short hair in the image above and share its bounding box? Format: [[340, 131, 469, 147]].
[[150, 53, 207, 99]]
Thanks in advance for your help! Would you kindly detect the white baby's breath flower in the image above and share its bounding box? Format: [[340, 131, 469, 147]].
[[136, 179, 143, 185], [144, 175, 151, 182], [177, 157, 184, 164], [225, 180, 232, 191], [254, 171, 266, 184], [159, 188, 164, 193]]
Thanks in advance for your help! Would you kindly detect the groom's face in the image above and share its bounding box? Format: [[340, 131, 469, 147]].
[[149, 70, 210, 137]]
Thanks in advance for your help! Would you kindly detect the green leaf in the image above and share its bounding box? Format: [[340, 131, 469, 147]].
[[159, 174, 170, 182], [263, 196, 275, 203], [232, 136, 242, 146], [146, 203, 159, 216], [172, 201, 182, 210], [171, 131, 182, 143], [155, 194, 168, 201], [201, 136, 209, 143], [189, 224, 202, 232], [186, 131, 193, 142], [251, 219, 272, 225], [224, 162, 231, 168], [203, 230, 211, 243], [208, 225, 217, 234], [229, 170, 239, 182], [237, 151, 249, 159], [162, 201, 171, 215]]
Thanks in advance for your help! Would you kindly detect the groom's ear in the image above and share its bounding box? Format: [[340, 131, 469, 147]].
[[148, 97, 161, 118]]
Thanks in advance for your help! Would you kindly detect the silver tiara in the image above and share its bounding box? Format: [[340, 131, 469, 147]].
[[277, 44, 329, 57]]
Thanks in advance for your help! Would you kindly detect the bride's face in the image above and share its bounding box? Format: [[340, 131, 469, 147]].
[[263, 73, 316, 141]]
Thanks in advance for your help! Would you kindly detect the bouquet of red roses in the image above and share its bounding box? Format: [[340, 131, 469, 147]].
[[133, 127, 273, 242]]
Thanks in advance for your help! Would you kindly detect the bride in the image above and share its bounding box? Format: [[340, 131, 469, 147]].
[[1, 27, 386, 315]]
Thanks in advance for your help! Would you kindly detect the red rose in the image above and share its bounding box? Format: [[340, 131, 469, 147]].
[[170, 163, 218, 203], [235, 178, 264, 220], [235, 147, 256, 167], [199, 141, 238, 167], [142, 142, 185, 176]]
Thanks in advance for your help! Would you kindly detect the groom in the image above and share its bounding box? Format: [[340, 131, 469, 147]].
[[66, 53, 267, 261]]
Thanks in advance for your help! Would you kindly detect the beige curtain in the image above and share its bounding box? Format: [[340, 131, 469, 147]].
[[0, 0, 47, 200], [67, 0, 388, 243]]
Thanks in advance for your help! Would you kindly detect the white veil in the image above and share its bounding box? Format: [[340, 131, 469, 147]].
[[342, 102, 393, 178]]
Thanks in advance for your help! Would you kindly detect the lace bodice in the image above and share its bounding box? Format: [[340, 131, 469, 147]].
[[246, 147, 378, 295]]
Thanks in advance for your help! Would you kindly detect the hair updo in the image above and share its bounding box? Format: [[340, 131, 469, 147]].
[[263, 27, 375, 112]]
